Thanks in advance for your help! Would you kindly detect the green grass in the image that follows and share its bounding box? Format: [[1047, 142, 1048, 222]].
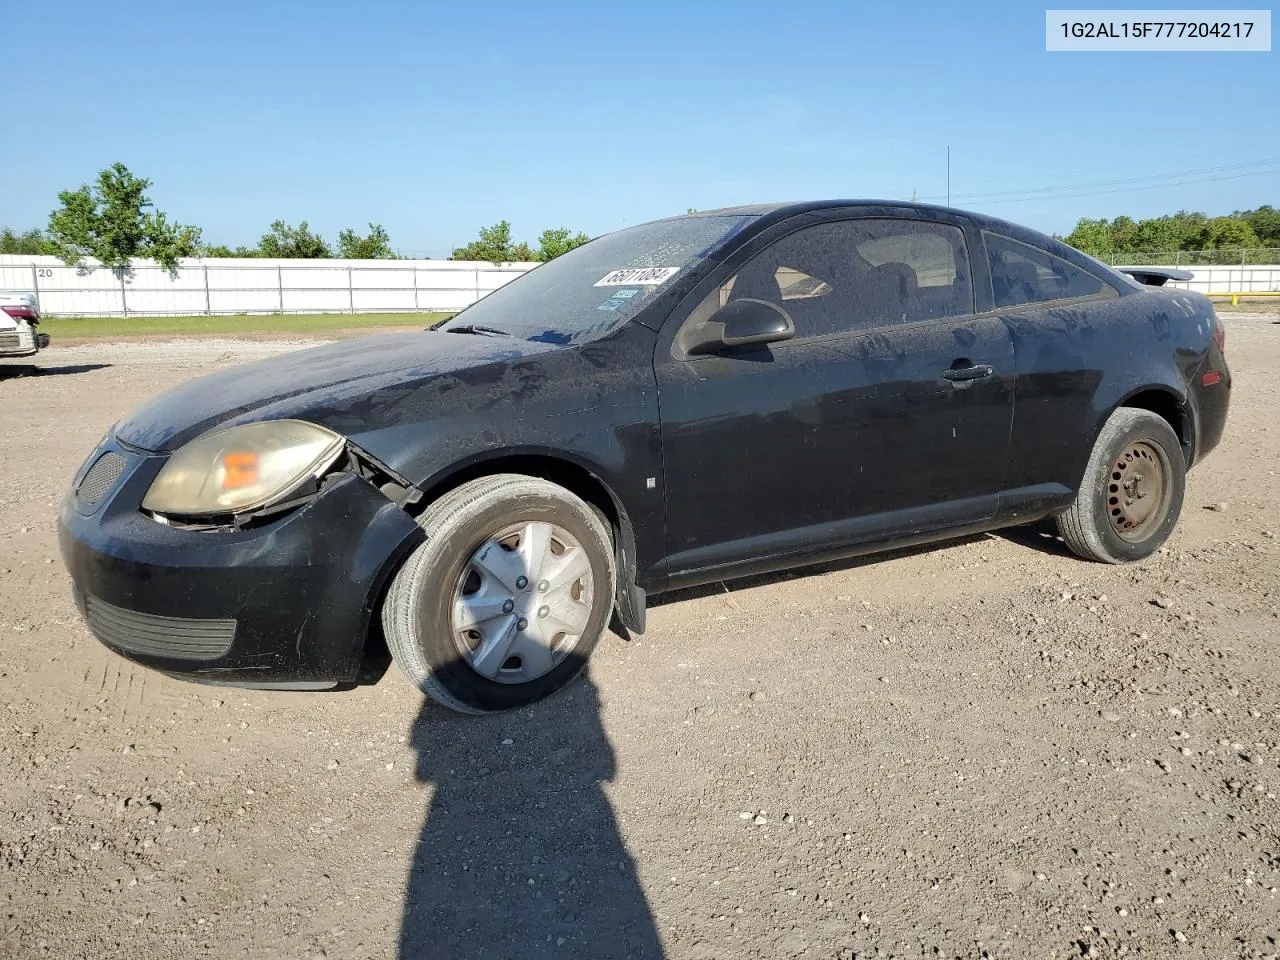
[[42, 311, 453, 341]]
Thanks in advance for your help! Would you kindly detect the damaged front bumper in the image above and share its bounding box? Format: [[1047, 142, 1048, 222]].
[[58, 435, 424, 686]]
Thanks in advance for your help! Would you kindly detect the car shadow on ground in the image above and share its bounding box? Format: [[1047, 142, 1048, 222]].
[[0, 363, 112, 379], [398, 669, 665, 960]]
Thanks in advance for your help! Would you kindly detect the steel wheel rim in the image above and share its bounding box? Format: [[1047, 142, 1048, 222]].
[[1106, 440, 1170, 542], [450, 521, 594, 684]]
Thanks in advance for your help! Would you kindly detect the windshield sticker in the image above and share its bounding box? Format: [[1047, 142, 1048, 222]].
[[597, 296, 625, 311], [612, 287, 640, 299], [594, 267, 679, 287]]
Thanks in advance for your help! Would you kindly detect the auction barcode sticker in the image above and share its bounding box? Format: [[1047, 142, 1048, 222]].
[[1046, 10, 1271, 50], [595, 267, 680, 287]]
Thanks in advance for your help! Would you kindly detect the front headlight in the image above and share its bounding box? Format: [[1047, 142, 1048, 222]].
[[142, 420, 345, 517]]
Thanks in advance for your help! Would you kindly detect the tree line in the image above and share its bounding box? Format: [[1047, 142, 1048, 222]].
[[1063, 206, 1280, 257], [0, 162, 591, 270], [6, 162, 1276, 269]]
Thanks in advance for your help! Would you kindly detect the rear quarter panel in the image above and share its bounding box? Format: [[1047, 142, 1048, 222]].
[[1001, 287, 1213, 495]]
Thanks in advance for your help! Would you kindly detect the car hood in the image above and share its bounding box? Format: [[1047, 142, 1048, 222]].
[[114, 330, 560, 452]]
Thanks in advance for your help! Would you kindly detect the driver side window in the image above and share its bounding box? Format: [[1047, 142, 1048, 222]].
[[709, 218, 973, 340]]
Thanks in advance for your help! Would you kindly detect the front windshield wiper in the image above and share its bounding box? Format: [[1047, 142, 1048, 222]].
[[443, 324, 514, 338]]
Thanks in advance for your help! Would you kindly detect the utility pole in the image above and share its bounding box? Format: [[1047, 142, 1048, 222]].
[[946, 146, 951, 207]]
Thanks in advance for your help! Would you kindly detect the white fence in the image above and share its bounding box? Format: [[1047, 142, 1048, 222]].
[[0, 255, 538, 317], [3, 254, 1275, 317], [1120, 264, 1280, 296]]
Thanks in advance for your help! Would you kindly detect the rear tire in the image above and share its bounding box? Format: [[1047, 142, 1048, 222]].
[[1056, 407, 1185, 563], [381, 474, 615, 714]]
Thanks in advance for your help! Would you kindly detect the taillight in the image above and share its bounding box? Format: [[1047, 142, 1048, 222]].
[[1, 304, 37, 321], [1211, 312, 1226, 352]]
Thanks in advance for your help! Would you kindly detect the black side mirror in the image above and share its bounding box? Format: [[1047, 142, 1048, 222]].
[[688, 298, 795, 355]]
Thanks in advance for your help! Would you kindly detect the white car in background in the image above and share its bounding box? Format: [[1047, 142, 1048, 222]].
[[0, 293, 48, 359]]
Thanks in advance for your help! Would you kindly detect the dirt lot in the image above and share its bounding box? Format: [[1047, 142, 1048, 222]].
[[2, 317, 1279, 960]]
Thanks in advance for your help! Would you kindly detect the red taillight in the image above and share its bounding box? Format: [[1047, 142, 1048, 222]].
[[1, 304, 36, 321], [1211, 313, 1226, 352], [1202, 371, 1222, 386]]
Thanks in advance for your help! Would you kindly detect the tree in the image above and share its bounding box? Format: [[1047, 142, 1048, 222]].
[[1064, 218, 1115, 256], [450, 221, 534, 264], [1109, 215, 1140, 252], [46, 162, 200, 272], [1131, 212, 1206, 252], [0, 227, 55, 255], [1239, 205, 1280, 245], [1198, 216, 1259, 250], [535, 227, 589, 262], [257, 220, 331, 258], [338, 223, 395, 259]]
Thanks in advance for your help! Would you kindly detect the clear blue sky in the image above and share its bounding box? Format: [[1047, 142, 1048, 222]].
[[2, 0, 1276, 256]]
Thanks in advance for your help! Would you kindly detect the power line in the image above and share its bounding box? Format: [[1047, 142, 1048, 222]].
[[927, 141, 1280, 192], [919, 158, 1279, 204], [975, 167, 1280, 206]]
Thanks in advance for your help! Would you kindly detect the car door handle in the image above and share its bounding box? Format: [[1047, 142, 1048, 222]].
[[942, 363, 993, 382]]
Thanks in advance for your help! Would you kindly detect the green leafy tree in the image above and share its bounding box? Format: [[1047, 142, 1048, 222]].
[[1109, 216, 1140, 252], [0, 227, 56, 255], [257, 220, 331, 258], [1238, 205, 1280, 245], [1063, 218, 1115, 256], [338, 223, 395, 259], [1136, 211, 1209, 252], [46, 162, 201, 272], [1198, 216, 1259, 250], [535, 227, 589, 262], [451, 221, 535, 264]]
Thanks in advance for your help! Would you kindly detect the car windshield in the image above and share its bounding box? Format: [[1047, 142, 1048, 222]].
[[440, 215, 756, 343]]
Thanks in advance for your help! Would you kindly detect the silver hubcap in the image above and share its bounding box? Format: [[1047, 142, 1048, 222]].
[[451, 521, 594, 684]]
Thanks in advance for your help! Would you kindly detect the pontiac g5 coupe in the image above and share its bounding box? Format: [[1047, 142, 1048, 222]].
[[59, 202, 1230, 713]]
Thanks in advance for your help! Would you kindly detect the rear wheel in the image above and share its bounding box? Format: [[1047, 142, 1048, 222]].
[[381, 474, 615, 714], [1056, 407, 1185, 563]]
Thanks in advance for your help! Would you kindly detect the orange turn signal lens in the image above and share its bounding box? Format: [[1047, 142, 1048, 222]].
[[221, 451, 259, 489]]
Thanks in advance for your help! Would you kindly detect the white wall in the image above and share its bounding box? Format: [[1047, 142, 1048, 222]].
[[4, 254, 1276, 317], [1116, 264, 1280, 295], [0, 255, 537, 316]]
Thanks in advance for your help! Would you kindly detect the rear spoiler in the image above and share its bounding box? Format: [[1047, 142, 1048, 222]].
[[1117, 267, 1194, 287]]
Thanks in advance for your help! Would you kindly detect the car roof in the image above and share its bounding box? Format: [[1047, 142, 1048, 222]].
[[685, 199, 997, 225]]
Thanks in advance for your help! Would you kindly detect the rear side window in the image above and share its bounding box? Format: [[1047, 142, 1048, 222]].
[[985, 233, 1106, 307], [716, 218, 973, 339]]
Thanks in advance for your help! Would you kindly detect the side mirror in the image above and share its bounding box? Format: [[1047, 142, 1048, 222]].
[[688, 298, 795, 355]]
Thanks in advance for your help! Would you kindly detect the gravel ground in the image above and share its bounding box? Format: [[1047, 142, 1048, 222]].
[[1, 316, 1278, 960]]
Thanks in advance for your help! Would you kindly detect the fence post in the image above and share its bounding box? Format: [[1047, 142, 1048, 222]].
[[413, 266, 420, 311], [348, 266, 355, 314], [30, 264, 39, 310], [277, 265, 284, 314], [474, 268, 481, 305], [203, 264, 212, 315]]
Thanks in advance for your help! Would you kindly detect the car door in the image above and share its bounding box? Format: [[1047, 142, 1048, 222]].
[[654, 213, 1016, 585]]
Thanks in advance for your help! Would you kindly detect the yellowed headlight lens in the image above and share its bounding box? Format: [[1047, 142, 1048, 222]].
[[142, 420, 344, 517]]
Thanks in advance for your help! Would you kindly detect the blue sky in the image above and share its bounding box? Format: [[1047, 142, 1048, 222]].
[[2, 0, 1276, 256]]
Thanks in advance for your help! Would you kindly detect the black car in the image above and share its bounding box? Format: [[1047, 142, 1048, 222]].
[[59, 201, 1231, 713]]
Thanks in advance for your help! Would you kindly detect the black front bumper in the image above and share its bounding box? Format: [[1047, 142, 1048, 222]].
[[58, 438, 424, 686]]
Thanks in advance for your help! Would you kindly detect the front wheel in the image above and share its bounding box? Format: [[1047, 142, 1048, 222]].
[[381, 474, 616, 714], [1056, 407, 1186, 564]]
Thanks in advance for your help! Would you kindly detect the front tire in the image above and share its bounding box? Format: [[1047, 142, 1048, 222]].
[[1056, 407, 1185, 563], [381, 474, 616, 714]]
